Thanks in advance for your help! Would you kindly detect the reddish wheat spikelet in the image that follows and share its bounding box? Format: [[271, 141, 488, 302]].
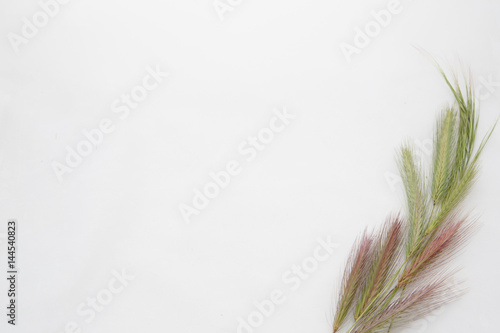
[[355, 216, 404, 319], [398, 215, 474, 287], [352, 275, 464, 333], [333, 232, 373, 332]]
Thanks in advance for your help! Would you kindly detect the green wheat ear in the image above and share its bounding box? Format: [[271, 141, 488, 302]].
[[397, 144, 426, 256], [425, 69, 497, 234], [431, 106, 457, 205]]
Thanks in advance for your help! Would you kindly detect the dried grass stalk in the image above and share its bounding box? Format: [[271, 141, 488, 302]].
[[331, 67, 495, 333]]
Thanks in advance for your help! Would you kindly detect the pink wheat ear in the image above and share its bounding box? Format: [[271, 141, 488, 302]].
[[352, 275, 464, 333], [333, 231, 373, 333], [398, 215, 475, 287], [354, 216, 404, 319]]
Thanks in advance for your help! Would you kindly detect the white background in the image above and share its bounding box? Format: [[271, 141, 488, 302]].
[[1, 0, 499, 332]]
